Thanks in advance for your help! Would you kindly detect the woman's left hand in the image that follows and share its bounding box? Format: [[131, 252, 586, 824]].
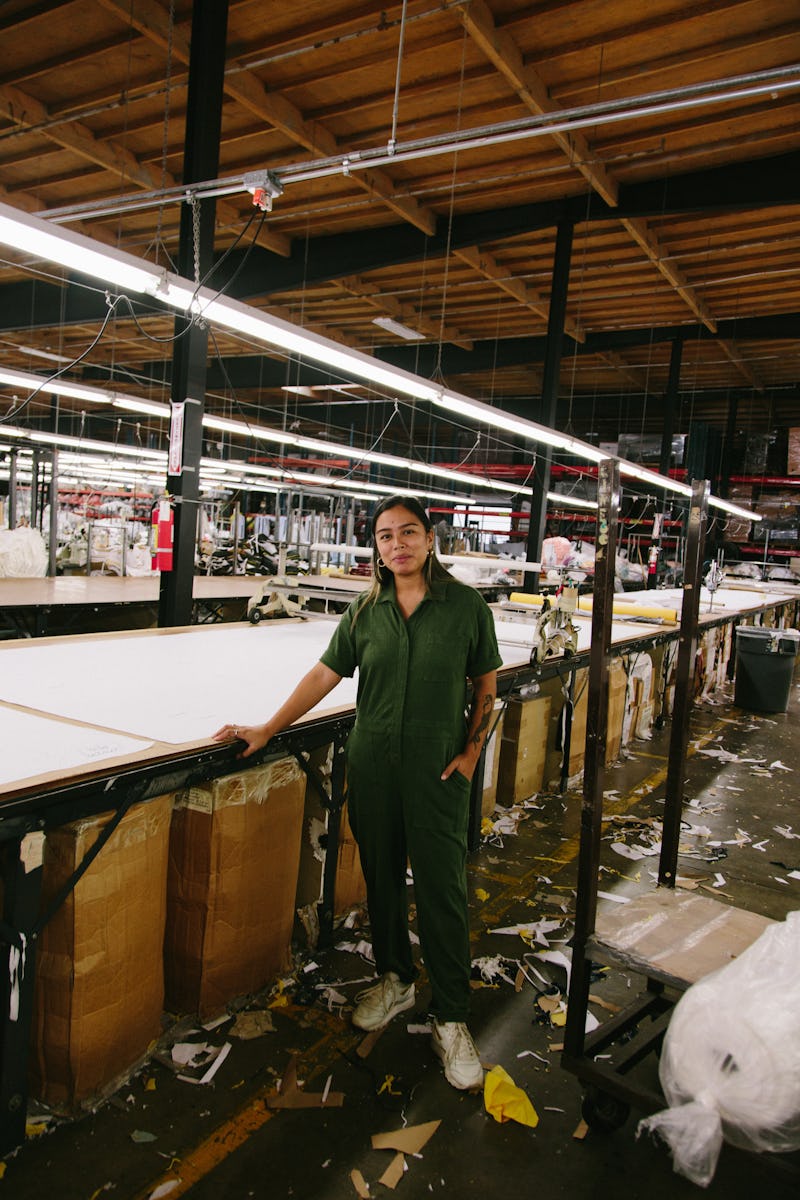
[[441, 753, 477, 782]]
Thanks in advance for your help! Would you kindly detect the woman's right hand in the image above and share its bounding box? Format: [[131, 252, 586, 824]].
[[212, 722, 272, 759]]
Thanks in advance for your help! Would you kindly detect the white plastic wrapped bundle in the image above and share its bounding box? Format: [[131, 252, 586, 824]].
[[638, 910, 800, 1187], [0, 527, 48, 577]]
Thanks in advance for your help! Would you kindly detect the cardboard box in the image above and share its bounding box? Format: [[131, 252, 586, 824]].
[[605, 657, 628, 761], [294, 743, 367, 936], [30, 795, 172, 1107], [496, 693, 551, 805], [164, 758, 305, 1019], [569, 658, 628, 774]]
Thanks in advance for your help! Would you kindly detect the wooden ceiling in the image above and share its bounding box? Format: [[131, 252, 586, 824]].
[[0, 0, 799, 470]]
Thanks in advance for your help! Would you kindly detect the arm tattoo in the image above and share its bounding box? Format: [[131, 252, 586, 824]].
[[469, 693, 494, 748]]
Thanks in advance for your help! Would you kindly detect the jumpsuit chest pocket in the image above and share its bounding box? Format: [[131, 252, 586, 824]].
[[417, 629, 470, 683]]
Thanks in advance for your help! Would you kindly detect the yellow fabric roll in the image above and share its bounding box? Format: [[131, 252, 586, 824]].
[[507, 592, 678, 623]]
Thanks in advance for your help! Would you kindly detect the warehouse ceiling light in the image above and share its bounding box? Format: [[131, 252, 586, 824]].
[[547, 491, 597, 510], [0, 367, 487, 500], [0, 366, 114, 405], [0, 203, 761, 523], [372, 316, 425, 341]]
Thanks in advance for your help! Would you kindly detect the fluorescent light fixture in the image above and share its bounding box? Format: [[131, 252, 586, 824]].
[[0, 203, 164, 295], [0, 204, 761, 519], [547, 491, 597, 510], [372, 316, 425, 341], [708, 495, 762, 521], [433, 391, 608, 463], [7, 343, 75, 366], [197, 295, 442, 402], [0, 366, 113, 404], [111, 397, 171, 418], [29, 430, 167, 460], [616, 460, 693, 497], [202, 414, 299, 447]]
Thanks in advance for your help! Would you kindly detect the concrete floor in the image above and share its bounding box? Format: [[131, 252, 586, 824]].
[[7, 665, 800, 1200]]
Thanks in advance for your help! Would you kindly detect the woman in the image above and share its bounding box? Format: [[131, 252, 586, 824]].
[[214, 495, 501, 1090]]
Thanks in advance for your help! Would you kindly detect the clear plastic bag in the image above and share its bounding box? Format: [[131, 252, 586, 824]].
[[638, 909, 800, 1187]]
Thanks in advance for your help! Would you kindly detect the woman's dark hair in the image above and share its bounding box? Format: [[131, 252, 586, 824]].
[[353, 494, 452, 618]]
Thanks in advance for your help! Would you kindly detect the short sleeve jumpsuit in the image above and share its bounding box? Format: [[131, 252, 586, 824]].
[[321, 577, 502, 1023]]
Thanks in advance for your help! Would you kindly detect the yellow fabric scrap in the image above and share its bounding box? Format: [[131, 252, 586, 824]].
[[480, 817, 494, 837], [484, 1064, 539, 1128], [24, 1122, 49, 1139], [474, 888, 490, 902]]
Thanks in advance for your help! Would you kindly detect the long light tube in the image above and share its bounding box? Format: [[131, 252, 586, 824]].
[[0, 200, 597, 457], [0, 202, 762, 520], [547, 491, 597, 510], [0, 205, 164, 295], [0, 368, 495, 499]]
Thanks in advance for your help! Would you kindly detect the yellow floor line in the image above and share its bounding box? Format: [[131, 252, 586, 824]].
[[131, 1018, 355, 1200]]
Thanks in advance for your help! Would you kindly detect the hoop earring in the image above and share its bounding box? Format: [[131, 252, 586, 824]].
[[377, 557, 386, 568]]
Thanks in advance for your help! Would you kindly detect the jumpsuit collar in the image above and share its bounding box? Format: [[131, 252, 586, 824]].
[[377, 578, 448, 607]]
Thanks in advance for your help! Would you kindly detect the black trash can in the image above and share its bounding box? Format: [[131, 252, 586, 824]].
[[733, 626, 800, 713]]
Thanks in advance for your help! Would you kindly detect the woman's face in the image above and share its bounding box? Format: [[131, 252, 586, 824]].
[[374, 505, 434, 580]]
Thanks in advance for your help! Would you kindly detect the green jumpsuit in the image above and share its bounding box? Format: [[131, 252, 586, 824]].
[[321, 577, 502, 1022]]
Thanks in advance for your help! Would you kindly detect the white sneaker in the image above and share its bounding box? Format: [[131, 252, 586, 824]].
[[352, 972, 415, 1031], [431, 1021, 484, 1090]]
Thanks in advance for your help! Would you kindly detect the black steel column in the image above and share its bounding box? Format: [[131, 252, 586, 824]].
[[29, 451, 39, 528], [647, 339, 683, 589], [525, 219, 574, 590], [158, 0, 230, 627], [48, 450, 58, 576], [564, 459, 620, 1060], [720, 395, 739, 499], [659, 338, 682, 478], [7, 450, 16, 528], [658, 478, 709, 886]]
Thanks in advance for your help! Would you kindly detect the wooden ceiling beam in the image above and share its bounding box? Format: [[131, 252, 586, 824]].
[[454, 0, 619, 208], [455, 2, 730, 337], [551, 20, 800, 104], [0, 79, 290, 257], [99, 0, 436, 237], [453, 244, 585, 343], [619, 216, 718, 332], [716, 338, 765, 391], [595, 350, 653, 389]]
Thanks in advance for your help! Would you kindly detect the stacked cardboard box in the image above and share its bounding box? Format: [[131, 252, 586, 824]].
[[568, 657, 629, 775], [30, 795, 172, 1107], [164, 758, 305, 1019], [496, 693, 551, 805]]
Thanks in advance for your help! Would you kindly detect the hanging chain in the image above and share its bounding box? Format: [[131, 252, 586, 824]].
[[190, 192, 201, 284]]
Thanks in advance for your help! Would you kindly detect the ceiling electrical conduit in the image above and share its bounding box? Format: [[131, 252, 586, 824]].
[[38, 65, 800, 225]]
